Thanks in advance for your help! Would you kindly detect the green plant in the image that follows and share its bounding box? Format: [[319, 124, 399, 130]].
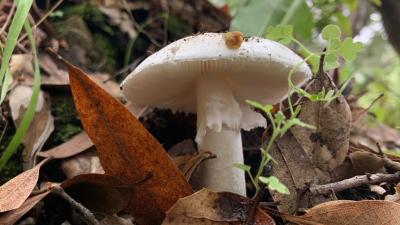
[[267, 24, 363, 113], [0, 0, 40, 171], [236, 24, 363, 198]]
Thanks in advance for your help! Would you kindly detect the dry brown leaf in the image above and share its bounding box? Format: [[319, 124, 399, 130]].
[[9, 54, 33, 77], [291, 71, 352, 172], [37, 132, 93, 159], [168, 139, 197, 157], [163, 188, 275, 225], [60, 148, 104, 178], [68, 63, 192, 224], [0, 158, 49, 212], [9, 86, 54, 169], [61, 173, 133, 214], [269, 132, 333, 214], [98, 7, 137, 39], [99, 214, 135, 225], [284, 200, 400, 225], [0, 191, 50, 225], [347, 151, 385, 177]]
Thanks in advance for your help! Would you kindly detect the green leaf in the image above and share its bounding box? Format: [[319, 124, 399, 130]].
[[292, 118, 316, 129], [324, 53, 340, 70], [338, 37, 363, 62], [246, 100, 273, 114], [266, 25, 293, 44], [274, 111, 286, 125], [321, 24, 341, 41], [233, 163, 251, 172], [259, 176, 290, 194], [0, 19, 41, 170], [0, 0, 34, 104], [246, 99, 264, 110], [230, 0, 312, 38]]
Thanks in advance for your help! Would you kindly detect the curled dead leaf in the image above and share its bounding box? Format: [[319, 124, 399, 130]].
[[291, 71, 351, 172], [163, 188, 275, 225], [283, 200, 400, 225]]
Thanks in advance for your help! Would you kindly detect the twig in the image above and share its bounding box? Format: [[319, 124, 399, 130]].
[[17, 0, 64, 43], [0, 3, 15, 35], [376, 142, 400, 171], [51, 185, 100, 225], [122, 0, 162, 48], [309, 172, 400, 195]]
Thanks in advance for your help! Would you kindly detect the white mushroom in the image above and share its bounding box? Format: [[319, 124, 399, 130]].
[[121, 32, 312, 195]]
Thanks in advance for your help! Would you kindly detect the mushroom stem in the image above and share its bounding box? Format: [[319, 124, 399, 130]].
[[195, 75, 246, 195], [197, 128, 246, 195]]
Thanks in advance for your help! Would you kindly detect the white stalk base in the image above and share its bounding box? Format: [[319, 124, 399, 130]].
[[197, 128, 246, 195]]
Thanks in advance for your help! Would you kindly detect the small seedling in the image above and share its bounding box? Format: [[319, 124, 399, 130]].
[[239, 24, 364, 199]]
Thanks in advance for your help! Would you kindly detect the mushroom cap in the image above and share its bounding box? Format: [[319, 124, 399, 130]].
[[121, 33, 312, 113]]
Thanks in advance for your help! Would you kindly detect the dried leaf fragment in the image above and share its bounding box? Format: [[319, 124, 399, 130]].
[[0, 191, 50, 225], [163, 188, 275, 225], [37, 132, 93, 159], [0, 158, 49, 212], [284, 200, 400, 225], [291, 71, 351, 172]]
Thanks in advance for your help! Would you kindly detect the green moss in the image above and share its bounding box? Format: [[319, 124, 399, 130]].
[[53, 3, 123, 72], [0, 124, 23, 184], [44, 96, 82, 149]]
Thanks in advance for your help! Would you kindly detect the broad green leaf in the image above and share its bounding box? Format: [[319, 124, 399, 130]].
[[279, 0, 313, 39], [266, 25, 293, 44], [259, 176, 289, 194], [338, 37, 363, 62], [233, 163, 251, 172], [230, 0, 312, 38]]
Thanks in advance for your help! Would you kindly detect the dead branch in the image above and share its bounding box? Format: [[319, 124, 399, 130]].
[[309, 172, 400, 195], [51, 185, 100, 225]]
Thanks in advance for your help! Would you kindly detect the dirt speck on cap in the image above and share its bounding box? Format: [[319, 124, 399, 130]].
[[223, 31, 244, 50]]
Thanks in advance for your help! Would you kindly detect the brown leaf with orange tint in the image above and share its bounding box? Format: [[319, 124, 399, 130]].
[[162, 189, 275, 225], [67, 64, 192, 224], [0, 158, 50, 213], [0, 191, 50, 225], [283, 200, 400, 225]]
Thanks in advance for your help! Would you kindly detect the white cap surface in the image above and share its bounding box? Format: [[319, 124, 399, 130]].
[[122, 33, 311, 113], [122, 33, 311, 114]]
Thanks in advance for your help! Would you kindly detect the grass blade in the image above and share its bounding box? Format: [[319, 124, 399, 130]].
[[0, 19, 41, 170], [0, 0, 33, 104]]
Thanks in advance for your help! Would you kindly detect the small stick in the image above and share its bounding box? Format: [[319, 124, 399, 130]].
[[376, 142, 400, 171], [309, 172, 400, 195], [51, 185, 100, 225], [0, 3, 16, 35]]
